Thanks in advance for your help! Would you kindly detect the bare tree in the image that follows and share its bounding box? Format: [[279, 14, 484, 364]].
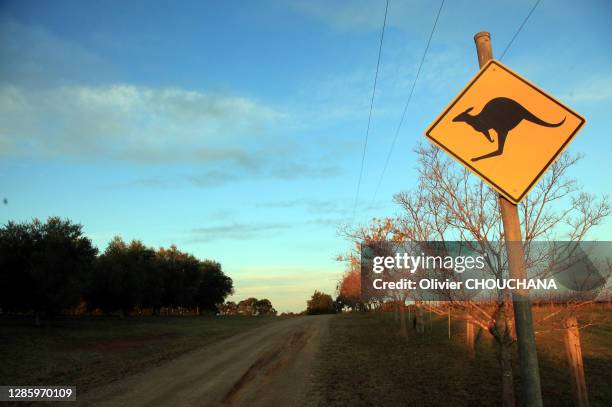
[[338, 218, 414, 335], [389, 144, 609, 406]]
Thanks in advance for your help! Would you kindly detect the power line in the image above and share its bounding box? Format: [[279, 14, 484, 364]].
[[351, 0, 389, 224], [370, 0, 445, 205], [499, 0, 541, 60]]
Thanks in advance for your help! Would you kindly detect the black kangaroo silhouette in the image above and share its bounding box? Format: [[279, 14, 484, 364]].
[[452, 97, 565, 162]]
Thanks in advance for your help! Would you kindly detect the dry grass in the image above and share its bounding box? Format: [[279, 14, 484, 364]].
[[308, 306, 611, 406], [0, 315, 279, 397]]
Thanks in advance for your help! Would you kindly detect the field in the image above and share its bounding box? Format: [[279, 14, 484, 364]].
[[0, 315, 279, 396], [307, 306, 612, 407], [1, 308, 610, 406]]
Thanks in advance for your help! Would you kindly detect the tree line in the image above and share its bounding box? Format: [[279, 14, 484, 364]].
[[0, 217, 233, 322]]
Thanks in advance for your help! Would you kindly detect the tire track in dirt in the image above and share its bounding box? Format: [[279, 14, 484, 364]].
[[79, 315, 331, 407], [222, 329, 311, 405]]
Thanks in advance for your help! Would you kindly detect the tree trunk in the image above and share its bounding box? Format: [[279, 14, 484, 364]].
[[408, 305, 411, 327], [415, 306, 425, 334], [399, 300, 407, 338], [563, 315, 589, 407], [498, 339, 515, 407], [394, 301, 399, 322]]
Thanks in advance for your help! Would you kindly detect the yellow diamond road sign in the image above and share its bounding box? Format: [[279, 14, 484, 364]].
[[425, 59, 586, 203]]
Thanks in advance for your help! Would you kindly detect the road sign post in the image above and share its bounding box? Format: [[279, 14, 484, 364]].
[[424, 28, 586, 407], [474, 31, 543, 407]]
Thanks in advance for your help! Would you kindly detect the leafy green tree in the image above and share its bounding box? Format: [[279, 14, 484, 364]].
[[157, 245, 201, 309], [254, 298, 276, 315], [238, 297, 258, 315], [218, 301, 238, 315], [306, 290, 336, 315], [126, 240, 161, 311], [0, 221, 36, 314], [0, 218, 97, 323], [87, 237, 159, 315], [196, 260, 234, 312]]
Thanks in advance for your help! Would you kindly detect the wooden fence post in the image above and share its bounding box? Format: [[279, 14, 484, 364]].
[[466, 314, 475, 359], [448, 307, 451, 339], [564, 315, 589, 407]]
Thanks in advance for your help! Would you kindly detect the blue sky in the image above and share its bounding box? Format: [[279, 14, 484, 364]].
[[1, 0, 611, 312]]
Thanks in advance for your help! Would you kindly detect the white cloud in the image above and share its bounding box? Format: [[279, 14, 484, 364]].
[[190, 222, 291, 242], [0, 84, 285, 163]]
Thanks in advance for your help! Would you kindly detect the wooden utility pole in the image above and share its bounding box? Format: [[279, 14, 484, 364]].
[[473, 31, 543, 407]]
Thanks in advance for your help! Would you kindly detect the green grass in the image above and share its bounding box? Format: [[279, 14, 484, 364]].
[[0, 315, 279, 395], [308, 306, 611, 407]]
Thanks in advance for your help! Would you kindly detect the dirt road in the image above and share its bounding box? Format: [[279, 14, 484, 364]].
[[79, 315, 331, 407]]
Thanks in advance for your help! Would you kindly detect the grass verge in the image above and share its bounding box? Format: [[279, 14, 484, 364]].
[[0, 315, 278, 396], [309, 307, 611, 406]]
